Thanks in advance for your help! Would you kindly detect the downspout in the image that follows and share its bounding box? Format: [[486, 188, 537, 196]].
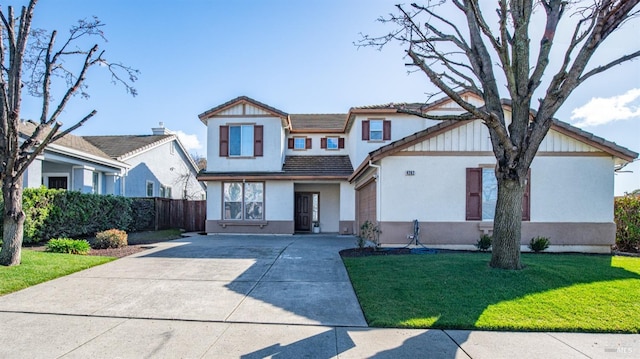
[[368, 160, 381, 225]]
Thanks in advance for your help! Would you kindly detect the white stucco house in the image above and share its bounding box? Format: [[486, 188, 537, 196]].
[[21, 122, 206, 200], [197, 93, 638, 252]]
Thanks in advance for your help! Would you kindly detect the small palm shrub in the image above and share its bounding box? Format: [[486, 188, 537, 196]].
[[92, 229, 128, 249], [529, 236, 550, 253], [475, 234, 492, 251], [46, 238, 91, 255]]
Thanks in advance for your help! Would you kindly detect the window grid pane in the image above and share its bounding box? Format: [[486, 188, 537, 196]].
[[294, 137, 306, 149], [327, 137, 338, 149], [370, 120, 383, 140], [241, 125, 254, 156]]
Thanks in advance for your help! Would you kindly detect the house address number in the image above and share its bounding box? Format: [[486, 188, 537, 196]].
[[406, 170, 415, 176]]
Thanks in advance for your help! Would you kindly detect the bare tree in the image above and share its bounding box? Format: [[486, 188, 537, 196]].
[[362, 1, 640, 269], [0, 0, 138, 266]]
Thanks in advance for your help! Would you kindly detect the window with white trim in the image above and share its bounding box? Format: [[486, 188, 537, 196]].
[[326, 137, 339, 150], [229, 125, 254, 156], [223, 182, 264, 220], [146, 181, 154, 197], [369, 119, 383, 141], [294, 137, 306, 150]]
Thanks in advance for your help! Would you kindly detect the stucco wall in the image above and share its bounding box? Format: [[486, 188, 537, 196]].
[[378, 154, 615, 223], [206, 116, 284, 173]]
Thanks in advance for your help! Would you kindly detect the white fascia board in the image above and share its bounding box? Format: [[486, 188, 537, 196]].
[[46, 143, 130, 170]]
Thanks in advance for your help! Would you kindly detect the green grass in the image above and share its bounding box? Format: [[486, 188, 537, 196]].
[[0, 250, 115, 296], [343, 253, 640, 333]]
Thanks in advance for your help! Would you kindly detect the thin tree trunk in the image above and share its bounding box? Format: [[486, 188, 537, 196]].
[[0, 181, 25, 266], [490, 177, 525, 270]]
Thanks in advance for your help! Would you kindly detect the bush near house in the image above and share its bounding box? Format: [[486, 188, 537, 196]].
[[615, 193, 640, 253], [46, 238, 91, 255], [92, 229, 128, 249], [0, 188, 134, 243]]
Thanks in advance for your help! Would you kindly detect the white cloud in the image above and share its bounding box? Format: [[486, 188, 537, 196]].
[[571, 88, 640, 127], [173, 130, 202, 151]]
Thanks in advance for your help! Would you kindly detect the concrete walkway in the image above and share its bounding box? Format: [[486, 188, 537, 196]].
[[0, 234, 638, 358]]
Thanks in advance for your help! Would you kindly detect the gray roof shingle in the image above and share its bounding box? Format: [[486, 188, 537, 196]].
[[282, 155, 353, 176], [288, 114, 346, 131], [83, 135, 174, 160]]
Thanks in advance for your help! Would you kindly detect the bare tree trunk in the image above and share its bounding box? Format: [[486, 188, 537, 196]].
[[0, 181, 25, 266], [490, 176, 525, 270]]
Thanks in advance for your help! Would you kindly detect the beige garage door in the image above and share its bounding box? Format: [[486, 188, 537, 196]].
[[356, 180, 377, 230]]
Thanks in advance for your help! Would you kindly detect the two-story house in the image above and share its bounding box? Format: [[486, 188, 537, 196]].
[[197, 94, 637, 253]]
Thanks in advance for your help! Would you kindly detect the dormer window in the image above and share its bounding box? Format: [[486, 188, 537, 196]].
[[362, 119, 391, 141], [321, 136, 344, 150], [294, 137, 306, 150], [288, 137, 312, 150]]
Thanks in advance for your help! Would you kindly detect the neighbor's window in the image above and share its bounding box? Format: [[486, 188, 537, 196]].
[[369, 119, 383, 141], [160, 185, 172, 198], [229, 125, 254, 156], [146, 181, 154, 197], [92, 172, 100, 194], [294, 137, 306, 150], [326, 137, 339, 150], [223, 182, 264, 220]]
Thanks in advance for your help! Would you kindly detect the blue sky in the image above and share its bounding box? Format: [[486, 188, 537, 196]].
[[15, 0, 640, 194]]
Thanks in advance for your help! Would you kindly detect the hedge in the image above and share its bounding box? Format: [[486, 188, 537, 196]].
[[615, 193, 640, 253], [0, 188, 156, 243]]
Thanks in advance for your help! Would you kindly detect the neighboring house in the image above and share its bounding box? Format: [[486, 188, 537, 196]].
[[197, 94, 638, 253], [22, 122, 206, 200]]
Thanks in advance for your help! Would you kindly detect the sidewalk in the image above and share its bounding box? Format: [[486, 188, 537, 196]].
[[0, 235, 637, 358]]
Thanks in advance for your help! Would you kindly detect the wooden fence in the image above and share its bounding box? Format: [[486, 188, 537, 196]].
[[147, 198, 206, 232]]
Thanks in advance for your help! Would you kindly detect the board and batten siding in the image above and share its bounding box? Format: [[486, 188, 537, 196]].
[[217, 103, 272, 116]]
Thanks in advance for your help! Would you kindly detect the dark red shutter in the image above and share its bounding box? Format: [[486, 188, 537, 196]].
[[522, 170, 531, 221], [254, 125, 263, 157], [362, 120, 370, 140], [305, 138, 312, 149], [383, 120, 391, 140], [338, 137, 345, 149], [466, 168, 482, 220], [288, 138, 294, 149], [321, 138, 327, 149], [219, 126, 229, 157]]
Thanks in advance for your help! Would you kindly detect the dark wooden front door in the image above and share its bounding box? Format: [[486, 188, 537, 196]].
[[48, 176, 68, 190], [295, 192, 312, 232]]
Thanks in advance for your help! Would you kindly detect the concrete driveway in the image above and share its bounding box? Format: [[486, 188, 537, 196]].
[[0, 234, 366, 327]]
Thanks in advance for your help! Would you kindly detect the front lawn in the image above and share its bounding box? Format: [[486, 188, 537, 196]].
[[0, 250, 115, 296], [343, 253, 640, 333]]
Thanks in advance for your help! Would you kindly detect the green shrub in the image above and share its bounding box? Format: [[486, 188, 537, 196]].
[[529, 236, 550, 252], [357, 220, 380, 248], [0, 188, 134, 242], [46, 238, 91, 255], [92, 229, 128, 249], [615, 194, 640, 253], [475, 234, 492, 251], [129, 198, 156, 232]]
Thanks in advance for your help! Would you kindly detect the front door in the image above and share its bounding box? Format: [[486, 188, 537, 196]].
[[295, 192, 312, 232]]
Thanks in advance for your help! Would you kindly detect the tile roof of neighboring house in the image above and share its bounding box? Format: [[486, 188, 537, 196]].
[[197, 155, 354, 181], [288, 114, 347, 132], [198, 95, 289, 122], [83, 135, 174, 160], [18, 122, 114, 161]]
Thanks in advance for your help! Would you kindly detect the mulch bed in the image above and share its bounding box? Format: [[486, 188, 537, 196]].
[[340, 247, 438, 258]]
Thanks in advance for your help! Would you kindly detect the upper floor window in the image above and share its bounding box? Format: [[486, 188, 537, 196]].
[[288, 137, 311, 150], [362, 119, 391, 141], [220, 124, 263, 157], [321, 137, 345, 150]]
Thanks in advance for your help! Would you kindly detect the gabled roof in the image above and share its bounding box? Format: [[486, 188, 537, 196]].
[[83, 134, 174, 160], [19, 122, 113, 161], [349, 117, 639, 182], [198, 155, 353, 181], [288, 114, 346, 133], [198, 96, 289, 124]]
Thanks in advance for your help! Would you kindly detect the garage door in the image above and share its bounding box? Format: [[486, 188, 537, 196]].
[[356, 179, 377, 229]]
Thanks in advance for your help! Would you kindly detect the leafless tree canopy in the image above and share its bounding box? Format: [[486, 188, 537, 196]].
[[0, 0, 138, 266]]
